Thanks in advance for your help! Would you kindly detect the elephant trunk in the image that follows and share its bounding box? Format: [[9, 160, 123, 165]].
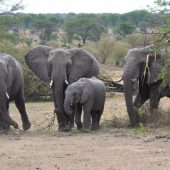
[[123, 67, 139, 127], [123, 80, 139, 127], [53, 80, 67, 127], [64, 97, 73, 116]]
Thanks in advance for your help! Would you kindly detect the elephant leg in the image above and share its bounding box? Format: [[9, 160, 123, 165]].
[[91, 111, 97, 130], [53, 89, 69, 132], [149, 89, 161, 122], [96, 111, 102, 129], [75, 104, 83, 129], [1, 102, 10, 131], [68, 104, 76, 129], [133, 93, 149, 109], [0, 98, 18, 129], [149, 88, 161, 111], [15, 90, 31, 130], [83, 106, 92, 130]]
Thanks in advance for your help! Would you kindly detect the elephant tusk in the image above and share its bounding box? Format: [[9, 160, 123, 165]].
[[5, 92, 9, 99], [113, 77, 123, 83], [65, 80, 69, 85], [131, 78, 137, 82], [49, 80, 53, 88]]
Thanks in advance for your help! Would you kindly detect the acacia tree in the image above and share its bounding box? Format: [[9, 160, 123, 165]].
[[32, 15, 57, 45], [117, 21, 135, 37], [65, 14, 104, 45], [0, 0, 24, 51], [154, 0, 170, 85]]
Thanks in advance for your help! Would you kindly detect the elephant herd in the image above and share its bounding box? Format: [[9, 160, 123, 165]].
[[0, 45, 169, 132]]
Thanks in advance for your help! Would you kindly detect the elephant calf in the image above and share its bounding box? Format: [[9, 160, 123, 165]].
[[64, 77, 106, 130], [0, 53, 31, 131]]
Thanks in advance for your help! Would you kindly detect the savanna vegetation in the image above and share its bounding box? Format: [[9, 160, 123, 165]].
[[0, 0, 169, 100]]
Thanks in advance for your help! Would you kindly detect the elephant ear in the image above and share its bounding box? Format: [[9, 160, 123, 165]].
[[25, 45, 54, 82], [67, 48, 94, 83], [80, 80, 92, 103], [80, 87, 89, 103]]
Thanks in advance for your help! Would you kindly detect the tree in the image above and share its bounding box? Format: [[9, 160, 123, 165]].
[[153, 0, 170, 85], [125, 33, 145, 48], [112, 42, 128, 66], [117, 21, 135, 37], [0, 0, 24, 49], [32, 16, 57, 45], [65, 14, 104, 45], [96, 35, 115, 64]]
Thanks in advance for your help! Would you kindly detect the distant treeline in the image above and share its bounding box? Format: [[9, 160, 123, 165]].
[[19, 10, 160, 31]]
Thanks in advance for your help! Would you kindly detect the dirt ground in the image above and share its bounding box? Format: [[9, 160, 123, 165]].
[[1, 66, 170, 170], [0, 95, 170, 170]]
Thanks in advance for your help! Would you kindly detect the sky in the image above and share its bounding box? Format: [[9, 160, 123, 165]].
[[20, 0, 156, 14]]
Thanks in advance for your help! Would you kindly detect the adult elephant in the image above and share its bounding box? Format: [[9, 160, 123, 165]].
[[122, 46, 169, 127], [0, 53, 31, 130], [25, 45, 100, 131]]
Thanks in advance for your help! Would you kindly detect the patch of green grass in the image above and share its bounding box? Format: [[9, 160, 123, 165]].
[[129, 123, 149, 136]]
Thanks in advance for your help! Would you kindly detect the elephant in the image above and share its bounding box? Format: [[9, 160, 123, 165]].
[[25, 45, 100, 131], [0, 53, 31, 131], [64, 77, 106, 130], [122, 45, 170, 127]]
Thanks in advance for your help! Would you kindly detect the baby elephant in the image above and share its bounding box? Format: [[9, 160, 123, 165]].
[[64, 77, 106, 130]]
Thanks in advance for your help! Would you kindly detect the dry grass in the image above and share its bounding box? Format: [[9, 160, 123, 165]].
[[8, 94, 170, 133]]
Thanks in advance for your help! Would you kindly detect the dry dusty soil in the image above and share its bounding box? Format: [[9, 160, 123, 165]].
[[0, 66, 170, 170]]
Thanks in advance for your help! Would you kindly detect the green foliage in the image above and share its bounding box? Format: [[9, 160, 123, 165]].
[[124, 33, 145, 48], [84, 36, 128, 66], [129, 123, 149, 136], [117, 21, 136, 37], [96, 35, 115, 64], [32, 16, 57, 45], [111, 41, 128, 66], [159, 52, 170, 86], [65, 14, 105, 44], [153, 0, 170, 86], [138, 21, 150, 31], [24, 66, 51, 101]]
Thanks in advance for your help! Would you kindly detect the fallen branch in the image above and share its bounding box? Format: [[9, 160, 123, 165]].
[[98, 71, 124, 93]]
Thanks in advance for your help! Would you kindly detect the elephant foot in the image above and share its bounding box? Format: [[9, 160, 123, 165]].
[[0, 124, 10, 131], [23, 121, 31, 131], [76, 122, 83, 130], [69, 123, 74, 130], [130, 115, 141, 128], [91, 125, 99, 131], [58, 124, 70, 132]]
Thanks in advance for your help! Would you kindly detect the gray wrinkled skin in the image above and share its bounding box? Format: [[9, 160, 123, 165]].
[[0, 53, 31, 130], [64, 77, 106, 130], [25, 45, 100, 131]]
